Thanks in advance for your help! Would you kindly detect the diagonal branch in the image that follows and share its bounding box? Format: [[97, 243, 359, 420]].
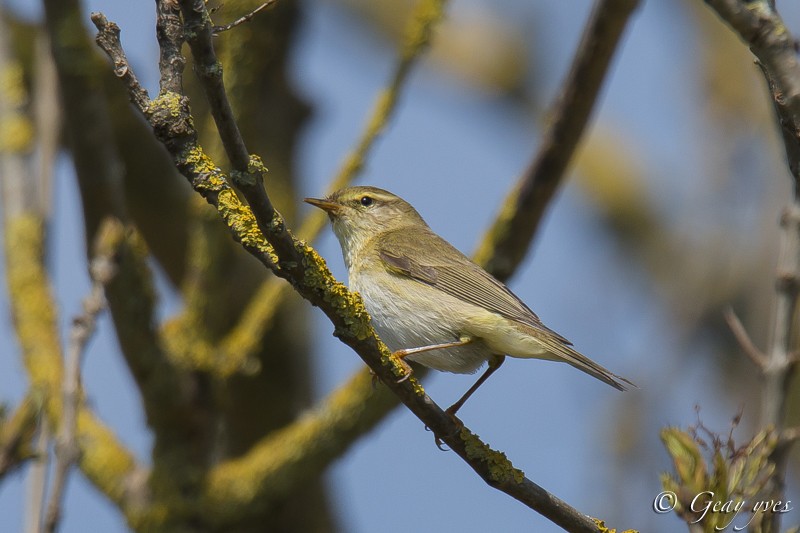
[[473, 0, 641, 283], [92, 3, 632, 531], [0, 395, 42, 480], [723, 306, 768, 367], [212, 1, 276, 34]]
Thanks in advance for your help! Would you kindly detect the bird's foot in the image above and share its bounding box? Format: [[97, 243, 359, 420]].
[[431, 407, 464, 451], [369, 355, 413, 388], [391, 351, 414, 383]]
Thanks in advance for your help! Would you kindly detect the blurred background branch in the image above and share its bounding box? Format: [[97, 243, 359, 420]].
[[658, 1, 800, 532], [473, 0, 640, 282]]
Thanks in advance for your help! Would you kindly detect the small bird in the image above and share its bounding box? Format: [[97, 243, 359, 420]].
[[305, 186, 633, 416]]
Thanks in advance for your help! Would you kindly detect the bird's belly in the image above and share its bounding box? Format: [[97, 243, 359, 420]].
[[351, 273, 489, 374]]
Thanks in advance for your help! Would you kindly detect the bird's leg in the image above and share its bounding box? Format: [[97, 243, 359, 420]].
[[445, 354, 505, 417], [371, 336, 474, 386], [390, 336, 473, 383], [431, 354, 506, 450]]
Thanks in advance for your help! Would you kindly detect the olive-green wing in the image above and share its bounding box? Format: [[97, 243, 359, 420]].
[[377, 228, 571, 344]]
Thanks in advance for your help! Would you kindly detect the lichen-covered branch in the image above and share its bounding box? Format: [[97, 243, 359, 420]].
[[473, 0, 641, 282], [202, 369, 395, 525], [0, 395, 41, 479], [91, 3, 626, 530], [2, 195, 140, 518]]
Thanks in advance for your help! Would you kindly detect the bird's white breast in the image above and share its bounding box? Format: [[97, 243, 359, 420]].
[[350, 268, 491, 374]]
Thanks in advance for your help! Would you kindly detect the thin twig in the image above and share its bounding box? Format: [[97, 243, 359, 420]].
[[723, 306, 767, 367], [92, 7, 614, 531], [43, 236, 117, 533], [212, 1, 275, 34], [473, 0, 641, 282], [760, 164, 800, 434], [24, 419, 49, 533]]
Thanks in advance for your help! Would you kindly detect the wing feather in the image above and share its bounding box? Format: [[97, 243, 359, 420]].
[[377, 228, 571, 344]]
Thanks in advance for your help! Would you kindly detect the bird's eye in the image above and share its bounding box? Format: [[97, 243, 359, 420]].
[[360, 196, 373, 207]]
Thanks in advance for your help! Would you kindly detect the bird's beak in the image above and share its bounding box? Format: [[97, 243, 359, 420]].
[[304, 197, 341, 214]]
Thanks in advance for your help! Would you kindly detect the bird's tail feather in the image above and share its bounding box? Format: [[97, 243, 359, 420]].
[[535, 333, 635, 391]]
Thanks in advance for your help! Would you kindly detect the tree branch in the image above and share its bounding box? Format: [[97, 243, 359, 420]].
[[0, 395, 41, 480], [2, 150, 142, 523], [91, 3, 628, 530], [202, 369, 395, 525], [472, 0, 641, 282], [723, 306, 768, 367], [24, 418, 49, 533], [703, 1, 800, 187], [701, 2, 800, 531], [212, 1, 276, 34], [43, 223, 117, 533]]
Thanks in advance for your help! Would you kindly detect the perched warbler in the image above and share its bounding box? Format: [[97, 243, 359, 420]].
[[305, 186, 633, 415]]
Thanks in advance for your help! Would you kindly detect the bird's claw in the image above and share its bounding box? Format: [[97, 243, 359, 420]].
[[369, 357, 413, 387], [427, 409, 464, 451], [391, 353, 414, 383]]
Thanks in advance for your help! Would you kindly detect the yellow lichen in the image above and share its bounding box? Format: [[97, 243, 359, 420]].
[[5, 215, 63, 417], [460, 427, 525, 484], [5, 214, 137, 515], [184, 145, 226, 189], [401, 0, 446, 58], [161, 317, 253, 377], [299, 243, 423, 388], [0, 114, 34, 153], [592, 518, 639, 533], [0, 63, 34, 154], [76, 410, 137, 504], [0, 63, 27, 106], [247, 154, 269, 175], [215, 188, 277, 259], [147, 90, 187, 120]]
